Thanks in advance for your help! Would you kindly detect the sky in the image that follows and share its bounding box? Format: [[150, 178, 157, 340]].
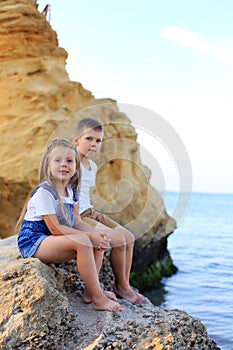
[[38, 0, 233, 194]]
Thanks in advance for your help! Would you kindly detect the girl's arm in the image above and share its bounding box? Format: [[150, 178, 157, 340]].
[[73, 205, 110, 248], [34, 188, 107, 245], [43, 208, 109, 249], [43, 214, 81, 236], [41, 203, 93, 236], [73, 205, 96, 233]]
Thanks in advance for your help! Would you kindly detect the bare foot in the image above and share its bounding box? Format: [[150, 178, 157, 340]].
[[92, 296, 123, 312], [82, 289, 117, 304], [82, 290, 92, 304], [113, 284, 146, 305], [103, 290, 117, 301]]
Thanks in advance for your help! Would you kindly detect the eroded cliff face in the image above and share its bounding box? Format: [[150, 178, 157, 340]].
[[0, 0, 93, 184], [0, 0, 176, 280], [0, 0, 94, 233]]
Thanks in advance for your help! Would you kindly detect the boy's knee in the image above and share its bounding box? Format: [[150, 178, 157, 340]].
[[127, 231, 135, 242], [121, 229, 135, 245], [111, 234, 126, 247]]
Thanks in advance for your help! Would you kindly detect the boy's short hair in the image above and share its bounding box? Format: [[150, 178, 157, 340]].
[[74, 117, 103, 138]]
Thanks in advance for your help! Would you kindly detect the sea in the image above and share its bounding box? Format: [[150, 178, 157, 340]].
[[144, 192, 233, 350]]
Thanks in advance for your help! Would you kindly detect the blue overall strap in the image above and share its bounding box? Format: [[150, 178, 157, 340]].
[[31, 182, 77, 227], [32, 182, 78, 204], [31, 182, 58, 201], [72, 188, 78, 203]]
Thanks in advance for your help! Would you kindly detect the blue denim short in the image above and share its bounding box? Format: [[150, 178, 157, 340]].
[[18, 220, 51, 258]]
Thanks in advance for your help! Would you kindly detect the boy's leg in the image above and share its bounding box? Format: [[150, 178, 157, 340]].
[[93, 225, 145, 305], [81, 211, 128, 282], [112, 225, 135, 281], [83, 209, 135, 281]]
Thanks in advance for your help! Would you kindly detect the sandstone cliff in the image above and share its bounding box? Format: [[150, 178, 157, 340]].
[[0, 0, 176, 285]]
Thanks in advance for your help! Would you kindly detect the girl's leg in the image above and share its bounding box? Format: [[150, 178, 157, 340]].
[[94, 248, 104, 274], [82, 248, 102, 304], [82, 247, 117, 303], [33, 233, 123, 311]]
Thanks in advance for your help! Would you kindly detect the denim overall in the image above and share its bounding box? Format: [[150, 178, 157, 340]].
[[18, 182, 78, 258]]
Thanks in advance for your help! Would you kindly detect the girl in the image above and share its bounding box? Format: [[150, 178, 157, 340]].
[[17, 138, 123, 312]]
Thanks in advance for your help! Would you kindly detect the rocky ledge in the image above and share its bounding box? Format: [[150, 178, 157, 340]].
[[0, 236, 221, 350]]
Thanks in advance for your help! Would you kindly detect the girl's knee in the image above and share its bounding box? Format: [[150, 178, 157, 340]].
[[68, 233, 92, 248]]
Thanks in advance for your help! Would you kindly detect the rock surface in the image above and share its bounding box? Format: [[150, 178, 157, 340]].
[[0, 236, 221, 350], [0, 0, 176, 285]]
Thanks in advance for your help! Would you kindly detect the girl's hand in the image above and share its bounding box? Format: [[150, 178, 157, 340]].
[[90, 232, 111, 250]]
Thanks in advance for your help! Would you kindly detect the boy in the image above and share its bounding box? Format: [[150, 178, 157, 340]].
[[73, 118, 145, 305]]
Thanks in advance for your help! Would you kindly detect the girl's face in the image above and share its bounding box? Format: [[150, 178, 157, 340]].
[[49, 146, 76, 183], [74, 128, 103, 159]]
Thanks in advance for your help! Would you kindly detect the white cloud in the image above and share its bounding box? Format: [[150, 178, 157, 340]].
[[161, 25, 233, 64], [161, 26, 208, 51]]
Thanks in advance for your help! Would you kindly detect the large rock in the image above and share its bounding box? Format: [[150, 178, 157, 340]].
[[0, 237, 221, 350], [0, 0, 176, 285]]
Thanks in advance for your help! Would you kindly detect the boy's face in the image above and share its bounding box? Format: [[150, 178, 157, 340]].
[[74, 128, 103, 159]]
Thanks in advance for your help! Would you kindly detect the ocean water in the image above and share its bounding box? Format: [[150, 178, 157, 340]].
[[144, 192, 233, 350]]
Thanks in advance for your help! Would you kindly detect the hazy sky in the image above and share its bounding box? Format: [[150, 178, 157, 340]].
[[38, 0, 233, 194]]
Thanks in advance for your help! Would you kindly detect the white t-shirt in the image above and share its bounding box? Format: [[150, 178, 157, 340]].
[[24, 184, 77, 221], [79, 160, 97, 214]]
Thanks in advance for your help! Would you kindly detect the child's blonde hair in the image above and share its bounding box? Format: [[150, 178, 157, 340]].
[[16, 139, 81, 232]]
